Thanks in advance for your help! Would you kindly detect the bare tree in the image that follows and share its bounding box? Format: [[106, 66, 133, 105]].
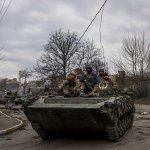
[[90, 58, 108, 73], [35, 29, 108, 83], [75, 40, 107, 73], [35, 29, 82, 79], [113, 33, 150, 78], [19, 70, 32, 94], [74, 40, 103, 69]]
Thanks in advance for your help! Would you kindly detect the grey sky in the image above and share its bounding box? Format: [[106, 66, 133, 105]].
[[0, 0, 149, 79]]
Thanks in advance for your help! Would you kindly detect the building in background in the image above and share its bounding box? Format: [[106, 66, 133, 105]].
[[0, 78, 19, 95]]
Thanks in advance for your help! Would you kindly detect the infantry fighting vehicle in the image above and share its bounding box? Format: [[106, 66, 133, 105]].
[[24, 71, 135, 142]]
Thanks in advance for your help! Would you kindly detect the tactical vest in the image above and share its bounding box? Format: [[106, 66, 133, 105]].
[[85, 73, 94, 83]]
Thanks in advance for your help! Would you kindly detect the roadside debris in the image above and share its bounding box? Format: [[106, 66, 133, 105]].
[[141, 112, 148, 115]]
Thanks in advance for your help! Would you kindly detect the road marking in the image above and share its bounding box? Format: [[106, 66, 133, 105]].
[[0, 111, 23, 135]]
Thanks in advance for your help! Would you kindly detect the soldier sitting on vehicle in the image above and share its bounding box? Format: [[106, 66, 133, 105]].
[[98, 69, 105, 83], [80, 66, 98, 96], [72, 68, 84, 93], [59, 71, 81, 97], [58, 68, 85, 97], [88, 71, 114, 96], [88, 68, 105, 96], [99, 72, 114, 96]]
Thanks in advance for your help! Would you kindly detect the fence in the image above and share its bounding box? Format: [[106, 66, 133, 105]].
[[131, 80, 150, 98]]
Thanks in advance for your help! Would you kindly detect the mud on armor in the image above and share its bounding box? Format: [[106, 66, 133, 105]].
[[24, 95, 135, 142], [63, 80, 78, 97], [99, 95, 135, 141]]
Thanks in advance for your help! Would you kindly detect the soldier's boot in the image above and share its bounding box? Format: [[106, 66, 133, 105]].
[[64, 90, 74, 97], [88, 85, 99, 97], [79, 83, 85, 96], [63, 88, 70, 97], [99, 89, 105, 96], [73, 88, 80, 97], [80, 90, 86, 97]]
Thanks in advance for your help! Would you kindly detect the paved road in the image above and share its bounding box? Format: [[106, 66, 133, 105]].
[[0, 113, 150, 150]]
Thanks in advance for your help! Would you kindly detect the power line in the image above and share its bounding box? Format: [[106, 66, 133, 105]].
[[73, 0, 108, 50], [0, 0, 13, 24], [99, 6, 104, 49], [99, 5, 106, 70]]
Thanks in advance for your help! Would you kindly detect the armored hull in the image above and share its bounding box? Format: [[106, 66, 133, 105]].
[[24, 96, 135, 142]]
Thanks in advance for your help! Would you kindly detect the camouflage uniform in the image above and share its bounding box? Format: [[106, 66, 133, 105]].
[[80, 66, 98, 95], [87, 72, 114, 97], [98, 73, 114, 96], [60, 72, 81, 97], [97, 69, 104, 83], [89, 69, 105, 96]]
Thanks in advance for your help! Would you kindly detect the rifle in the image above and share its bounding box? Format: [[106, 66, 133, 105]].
[[80, 79, 93, 92]]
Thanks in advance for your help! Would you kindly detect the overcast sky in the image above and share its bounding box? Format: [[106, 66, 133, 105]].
[[0, 0, 149, 79]]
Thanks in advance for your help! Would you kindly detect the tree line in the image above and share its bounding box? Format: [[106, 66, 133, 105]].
[[1, 28, 150, 83], [35, 29, 106, 79], [113, 32, 150, 80], [34, 29, 150, 85]]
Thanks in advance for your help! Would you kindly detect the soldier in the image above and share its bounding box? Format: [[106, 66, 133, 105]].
[[87, 69, 105, 97], [60, 71, 80, 97], [98, 69, 105, 83], [103, 72, 114, 86], [72, 68, 84, 93], [99, 72, 114, 96], [80, 66, 98, 95], [73, 68, 84, 76]]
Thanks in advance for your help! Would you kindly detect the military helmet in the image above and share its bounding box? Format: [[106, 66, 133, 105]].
[[73, 68, 83, 75], [104, 72, 108, 76], [85, 66, 92, 73], [103, 72, 109, 80], [66, 72, 76, 80], [99, 69, 104, 73]]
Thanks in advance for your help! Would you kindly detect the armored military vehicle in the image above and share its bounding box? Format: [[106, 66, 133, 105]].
[[24, 95, 135, 142], [24, 70, 135, 142]]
